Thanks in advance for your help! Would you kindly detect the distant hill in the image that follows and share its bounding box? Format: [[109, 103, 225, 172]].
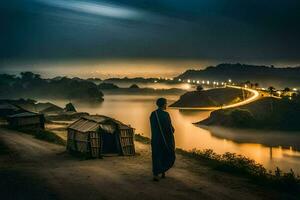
[[99, 82, 185, 95], [198, 97, 300, 131], [103, 77, 179, 85], [98, 82, 119, 90], [101, 87, 186, 96], [104, 77, 158, 83], [175, 63, 300, 88], [0, 72, 104, 101], [170, 88, 252, 108], [86, 78, 102, 84]]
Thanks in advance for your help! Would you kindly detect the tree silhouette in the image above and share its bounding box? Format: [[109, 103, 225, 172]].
[[20, 72, 41, 81], [196, 85, 203, 91], [268, 86, 276, 95], [283, 87, 291, 92]]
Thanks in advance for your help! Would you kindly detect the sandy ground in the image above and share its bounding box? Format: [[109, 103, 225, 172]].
[[0, 128, 295, 200]]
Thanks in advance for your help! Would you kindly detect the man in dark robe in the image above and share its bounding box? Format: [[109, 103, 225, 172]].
[[150, 98, 175, 181]]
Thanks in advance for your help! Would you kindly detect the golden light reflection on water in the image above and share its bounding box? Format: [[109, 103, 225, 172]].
[[50, 94, 300, 173]]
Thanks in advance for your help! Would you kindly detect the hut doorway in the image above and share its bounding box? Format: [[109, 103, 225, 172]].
[[101, 132, 119, 154]]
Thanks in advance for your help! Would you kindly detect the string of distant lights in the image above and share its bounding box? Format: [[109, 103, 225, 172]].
[[154, 78, 234, 87], [153, 77, 298, 101], [153, 77, 298, 92]]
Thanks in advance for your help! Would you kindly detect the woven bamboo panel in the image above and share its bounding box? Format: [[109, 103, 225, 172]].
[[90, 132, 101, 158], [17, 117, 40, 125], [76, 141, 88, 153], [74, 132, 88, 141], [119, 129, 135, 156], [67, 130, 76, 151]]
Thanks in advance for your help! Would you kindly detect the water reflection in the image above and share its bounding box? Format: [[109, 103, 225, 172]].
[[200, 126, 300, 150], [49, 94, 300, 173]]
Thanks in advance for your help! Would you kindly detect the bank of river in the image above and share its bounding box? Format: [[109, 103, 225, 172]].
[[47, 94, 300, 174]]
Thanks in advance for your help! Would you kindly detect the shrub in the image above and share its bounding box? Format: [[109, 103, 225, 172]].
[[178, 148, 300, 192], [196, 85, 203, 91], [34, 130, 66, 145]]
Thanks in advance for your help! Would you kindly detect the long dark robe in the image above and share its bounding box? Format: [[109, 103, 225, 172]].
[[150, 108, 175, 175]]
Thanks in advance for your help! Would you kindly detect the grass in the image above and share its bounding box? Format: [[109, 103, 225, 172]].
[[177, 149, 300, 191], [13, 127, 66, 146], [135, 134, 300, 193]]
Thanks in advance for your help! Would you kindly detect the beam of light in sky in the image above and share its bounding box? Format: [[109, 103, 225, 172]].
[[36, 0, 141, 20]]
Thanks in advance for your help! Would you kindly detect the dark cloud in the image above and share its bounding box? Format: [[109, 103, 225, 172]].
[[1, 0, 300, 63]]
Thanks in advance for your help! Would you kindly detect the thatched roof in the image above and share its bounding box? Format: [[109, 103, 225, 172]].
[[68, 115, 132, 134], [0, 103, 20, 111], [8, 112, 42, 118]]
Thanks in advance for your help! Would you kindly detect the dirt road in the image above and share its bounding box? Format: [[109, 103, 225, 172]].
[[171, 85, 260, 110], [0, 128, 291, 200]]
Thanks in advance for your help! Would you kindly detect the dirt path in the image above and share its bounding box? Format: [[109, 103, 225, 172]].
[[0, 128, 291, 200]]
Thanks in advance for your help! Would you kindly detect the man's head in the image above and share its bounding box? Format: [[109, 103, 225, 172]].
[[156, 98, 167, 110]]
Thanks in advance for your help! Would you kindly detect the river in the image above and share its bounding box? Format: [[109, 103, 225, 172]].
[[50, 92, 300, 174]]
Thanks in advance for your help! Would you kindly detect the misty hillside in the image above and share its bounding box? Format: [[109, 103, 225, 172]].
[[175, 63, 300, 88]]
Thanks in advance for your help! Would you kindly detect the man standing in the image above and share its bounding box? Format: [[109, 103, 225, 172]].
[[150, 98, 176, 181]]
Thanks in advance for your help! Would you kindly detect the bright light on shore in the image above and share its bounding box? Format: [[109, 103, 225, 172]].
[[293, 88, 298, 91], [187, 79, 191, 83], [183, 84, 191, 90]]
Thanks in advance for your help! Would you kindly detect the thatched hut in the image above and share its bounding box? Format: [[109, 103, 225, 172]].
[[0, 103, 23, 118], [37, 102, 64, 115], [67, 115, 135, 158], [7, 112, 45, 130]]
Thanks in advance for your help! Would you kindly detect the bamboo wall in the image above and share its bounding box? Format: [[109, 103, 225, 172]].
[[67, 127, 135, 158], [119, 128, 135, 156]]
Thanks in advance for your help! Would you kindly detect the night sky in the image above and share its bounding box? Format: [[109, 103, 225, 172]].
[[1, 0, 300, 77]]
